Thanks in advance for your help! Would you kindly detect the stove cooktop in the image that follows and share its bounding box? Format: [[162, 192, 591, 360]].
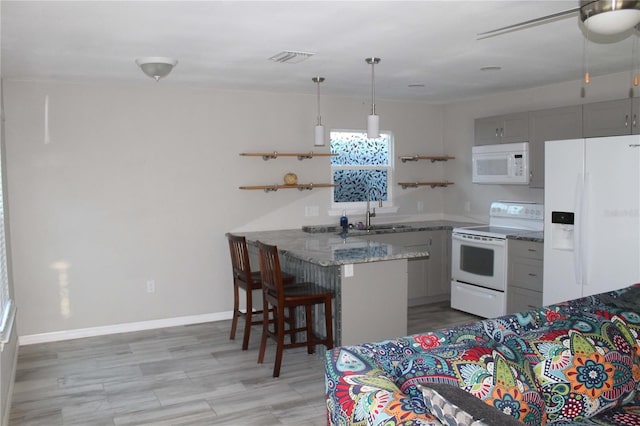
[[452, 225, 538, 239], [453, 201, 544, 238]]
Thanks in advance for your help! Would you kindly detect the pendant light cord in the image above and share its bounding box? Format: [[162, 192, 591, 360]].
[[317, 80, 322, 126], [583, 18, 591, 85], [631, 30, 639, 90], [371, 61, 376, 115]]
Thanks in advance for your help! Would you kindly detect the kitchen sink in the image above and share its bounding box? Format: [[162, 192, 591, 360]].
[[367, 224, 410, 230], [343, 224, 412, 234]]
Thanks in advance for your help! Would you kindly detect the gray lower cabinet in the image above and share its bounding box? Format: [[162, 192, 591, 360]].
[[507, 239, 543, 314], [407, 230, 450, 306], [361, 230, 450, 306]]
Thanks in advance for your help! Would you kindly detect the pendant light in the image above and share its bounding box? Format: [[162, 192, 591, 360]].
[[312, 77, 325, 146], [366, 57, 381, 139]]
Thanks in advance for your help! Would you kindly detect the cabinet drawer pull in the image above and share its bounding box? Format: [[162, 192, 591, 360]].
[[527, 304, 537, 308], [527, 248, 537, 252], [528, 273, 537, 277], [626, 114, 629, 128]]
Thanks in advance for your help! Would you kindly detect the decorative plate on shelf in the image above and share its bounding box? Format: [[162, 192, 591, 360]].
[[283, 173, 298, 185]]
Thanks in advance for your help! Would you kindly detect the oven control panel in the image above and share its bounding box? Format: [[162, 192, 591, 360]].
[[490, 202, 543, 221]]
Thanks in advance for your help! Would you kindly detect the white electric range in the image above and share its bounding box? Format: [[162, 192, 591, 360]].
[[451, 201, 544, 318]]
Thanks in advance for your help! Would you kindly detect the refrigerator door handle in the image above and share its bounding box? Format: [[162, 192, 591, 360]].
[[574, 172, 584, 288], [581, 172, 590, 287]]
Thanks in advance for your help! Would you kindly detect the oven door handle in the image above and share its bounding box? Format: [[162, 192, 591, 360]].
[[452, 234, 506, 247]]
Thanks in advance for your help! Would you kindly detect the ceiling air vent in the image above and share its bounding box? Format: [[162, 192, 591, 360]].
[[269, 50, 315, 64]]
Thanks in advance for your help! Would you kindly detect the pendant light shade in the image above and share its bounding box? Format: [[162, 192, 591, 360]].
[[315, 124, 325, 147], [136, 57, 178, 81], [312, 77, 325, 146], [367, 114, 380, 140], [366, 57, 381, 139]]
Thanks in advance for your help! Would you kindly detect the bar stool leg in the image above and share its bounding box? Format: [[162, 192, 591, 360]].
[[230, 278, 239, 341], [273, 305, 286, 378], [305, 305, 314, 354], [242, 286, 253, 350], [257, 297, 269, 365]]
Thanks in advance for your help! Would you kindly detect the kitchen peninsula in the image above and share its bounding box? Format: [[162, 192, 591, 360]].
[[241, 220, 472, 346]]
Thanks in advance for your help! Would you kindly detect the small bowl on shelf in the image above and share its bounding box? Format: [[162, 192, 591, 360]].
[[283, 173, 298, 185]]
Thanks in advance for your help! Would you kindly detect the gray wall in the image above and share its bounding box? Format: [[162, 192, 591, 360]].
[[4, 70, 633, 339], [4, 80, 446, 337]]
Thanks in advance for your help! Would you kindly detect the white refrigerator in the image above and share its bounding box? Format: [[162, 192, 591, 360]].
[[544, 135, 640, 306]]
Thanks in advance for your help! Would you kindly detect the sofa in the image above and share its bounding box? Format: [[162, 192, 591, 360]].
[[325, 284, 640, 425]]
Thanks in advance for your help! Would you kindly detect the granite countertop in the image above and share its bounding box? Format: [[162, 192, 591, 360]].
[[241, 220, 477, 267], [507, 231, 544, 243]]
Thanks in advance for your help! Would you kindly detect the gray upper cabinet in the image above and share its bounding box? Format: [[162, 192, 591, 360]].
[[528, 105, 583, 188], [474, 112, 529, 145], [582, 99, 639, 137]]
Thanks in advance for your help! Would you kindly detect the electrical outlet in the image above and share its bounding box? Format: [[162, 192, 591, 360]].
[[465, 201, 471, 212], [344, 264, 354, 277], [146, 280, 155, 293], [417, 201, 424, 212]]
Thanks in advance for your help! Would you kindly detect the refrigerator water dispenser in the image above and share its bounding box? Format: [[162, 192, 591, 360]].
[[551, 211, 575, 250]]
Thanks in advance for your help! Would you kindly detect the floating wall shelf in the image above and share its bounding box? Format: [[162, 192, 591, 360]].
[[239, 183, 338, 193], [399, 155, 455, 163], [398, 181, 454, 190], [240, 152, 337, 161]]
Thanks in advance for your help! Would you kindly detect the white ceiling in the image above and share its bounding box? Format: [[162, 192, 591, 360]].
[[1, 1, 637, 103]]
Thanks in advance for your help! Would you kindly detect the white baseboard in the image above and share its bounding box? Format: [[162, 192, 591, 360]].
[[18, 311, 234, 346]]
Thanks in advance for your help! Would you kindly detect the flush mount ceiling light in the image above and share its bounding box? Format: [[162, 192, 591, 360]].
[[135, 57, 178, 81], [312, 77, 325, 147], [269, 50, 315, 64], [366, 57, 381, 139]]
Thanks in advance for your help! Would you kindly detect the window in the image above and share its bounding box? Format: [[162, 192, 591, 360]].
[[0, 83, 14, 348], [330, 131, 393, 210]]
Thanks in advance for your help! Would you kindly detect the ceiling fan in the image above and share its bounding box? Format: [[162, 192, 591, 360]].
[[478, 0, 640, 37]]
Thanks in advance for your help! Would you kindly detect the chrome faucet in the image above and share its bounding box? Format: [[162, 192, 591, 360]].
[[365, 187, 383, 230]]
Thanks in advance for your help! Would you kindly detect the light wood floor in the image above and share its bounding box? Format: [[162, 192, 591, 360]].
[[9, 302, 479, 425]]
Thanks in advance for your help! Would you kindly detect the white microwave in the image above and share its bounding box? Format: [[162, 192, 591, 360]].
[[472, 142, 529, 185]]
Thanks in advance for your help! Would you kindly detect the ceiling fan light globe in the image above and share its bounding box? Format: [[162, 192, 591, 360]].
[[584, 8, 640, 34]]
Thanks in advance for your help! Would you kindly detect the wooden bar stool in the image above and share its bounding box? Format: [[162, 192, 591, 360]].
[[226, 233, 295, 350], [256, 240, 334, 378]]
